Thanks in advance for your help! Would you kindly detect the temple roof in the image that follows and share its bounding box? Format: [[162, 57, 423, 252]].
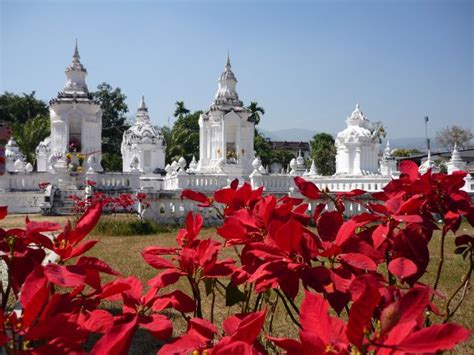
[[209, 53, 245, 112], [336, 104, 378, 144], [50, 41, 98, 106], [66, 40, 87, 73], [122, 97, 164, 146]]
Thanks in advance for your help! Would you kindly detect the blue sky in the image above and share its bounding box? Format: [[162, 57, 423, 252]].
[[1, 0, 472, 139]]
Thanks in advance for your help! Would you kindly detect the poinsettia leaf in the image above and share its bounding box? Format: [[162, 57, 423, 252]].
[[294, 176, 321, 200], [225, 282, 246, 307], [0, 206, 7, 219], [399, 160, 419, 181], [44, 264, 86, 288], [396, 324, 471, 353], [20, 265, 49, 327], [388, 257, 418, 280], [91, 314, 138, 355], [339, 253, 377, 271]]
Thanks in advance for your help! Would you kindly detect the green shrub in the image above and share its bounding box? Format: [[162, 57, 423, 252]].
[[91, 215, 175, 236]]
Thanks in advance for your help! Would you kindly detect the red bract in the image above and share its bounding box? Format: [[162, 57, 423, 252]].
[[269, 291, 348, 354], [294, 176, 321, 200], [181, 189, 212, 207], [1, 162, 472, 354]]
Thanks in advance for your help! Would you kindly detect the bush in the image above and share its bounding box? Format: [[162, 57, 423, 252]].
[[0, 162, 472, 354], [91, 215, 174, 236]]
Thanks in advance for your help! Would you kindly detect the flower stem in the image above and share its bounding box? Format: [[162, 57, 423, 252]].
[[275, 288, 301, 328]]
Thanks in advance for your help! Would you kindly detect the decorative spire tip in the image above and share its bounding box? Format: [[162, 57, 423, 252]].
[[73, 38, 80, 59], [226, 50, 231, 68]]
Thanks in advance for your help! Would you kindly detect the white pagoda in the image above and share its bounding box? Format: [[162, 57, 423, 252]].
[[121, 96, 166, 173], [335, 104, 380, 176], [196, 54, 255, 177], [36, 41, 103, 172], [447, 144, 467, 174]]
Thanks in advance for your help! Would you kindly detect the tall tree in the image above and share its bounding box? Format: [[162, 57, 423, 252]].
[[0, 91, 49, 124], [254, 132, 273, 167], [436, 125, 473, 150], [248, 101, 272, 167], [310, 133, 336, 176], [247, 101, 265, 125], [271, 149, 295, 170], [0, 91, 50, 165], [92, 83, 129, 171], [168, 107, 201, 164], [173, 101, 190, 120], [12, 115, 50, 165]]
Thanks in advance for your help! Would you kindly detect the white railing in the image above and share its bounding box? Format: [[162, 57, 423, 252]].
[[139, 175, 164, 191], [0, 173, 55, 191], [143, 193, 220, 224], [163, 173, 229, 192], [252, 174, 392, 193]]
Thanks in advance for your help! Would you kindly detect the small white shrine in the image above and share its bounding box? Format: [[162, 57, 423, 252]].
[[5, 138, 25, 173], [447, 144, 467, 174], [36, 41, 103, 173], [196, 55, 255, 177], [335, 104, 380, 176], [121, 96, 166, 173], [380, 140, 397, 176]]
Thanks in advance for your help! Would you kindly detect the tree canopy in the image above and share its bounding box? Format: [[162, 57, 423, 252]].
[[92, 83, 129, 171], [248, 102, 265, 126], [0, 91, 50, 165], [436, 125, 473, 150], [0, 91, 49, 124], [164, 102, 200, 164], [310, 133, 336, 175]]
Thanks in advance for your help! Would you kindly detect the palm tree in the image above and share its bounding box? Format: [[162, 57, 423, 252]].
[[247, 101, 265, 126], [173, 101, 190, 119]]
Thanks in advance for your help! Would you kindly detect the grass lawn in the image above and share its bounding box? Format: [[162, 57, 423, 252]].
[[3, 214, 473, 353]]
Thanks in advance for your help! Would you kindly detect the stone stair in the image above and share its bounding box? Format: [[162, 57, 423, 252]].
[[51, 189, 84, 215]]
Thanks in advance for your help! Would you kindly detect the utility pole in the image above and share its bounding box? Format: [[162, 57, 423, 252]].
[[424, 116, 430, 152]]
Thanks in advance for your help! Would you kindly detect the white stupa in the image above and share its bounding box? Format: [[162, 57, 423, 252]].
[[121, 96, 166, 173], [447, 144, 466, 174], [380, 140, 397, 176], [5, 138, 25, 173], [196, 54, 255, 177], [335, 104, 380, 176], [37, 41, 103, 172]]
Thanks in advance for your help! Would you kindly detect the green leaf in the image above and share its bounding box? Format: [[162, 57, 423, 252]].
[[204, 278, 214, 296], [225, 282, 246, 307]]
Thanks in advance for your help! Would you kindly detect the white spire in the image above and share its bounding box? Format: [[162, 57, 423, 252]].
[[139, 95, 147, 111], [136, 96, 150, 122], [212, 52, 242, 108], [67, 39, 86, 72], [447, 142, 466, 174], [73, 38, 80, 61], [62, 39, 88, 94], [225, 49, 232, 70], [309, 159, 318, 175]]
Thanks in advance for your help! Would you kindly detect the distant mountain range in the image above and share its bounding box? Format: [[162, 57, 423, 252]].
[[259, 128, 444, 151]]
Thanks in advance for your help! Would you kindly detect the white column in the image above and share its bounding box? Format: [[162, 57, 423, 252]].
[[354, 146, 362, 175]]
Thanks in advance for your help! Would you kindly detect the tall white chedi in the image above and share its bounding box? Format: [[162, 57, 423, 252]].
[[447, 144, 466, 174], [36, 41, 103, 172], [196, 54, 255, 176], [335, 104, 380, 176], [121, 96, 166, 173]]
